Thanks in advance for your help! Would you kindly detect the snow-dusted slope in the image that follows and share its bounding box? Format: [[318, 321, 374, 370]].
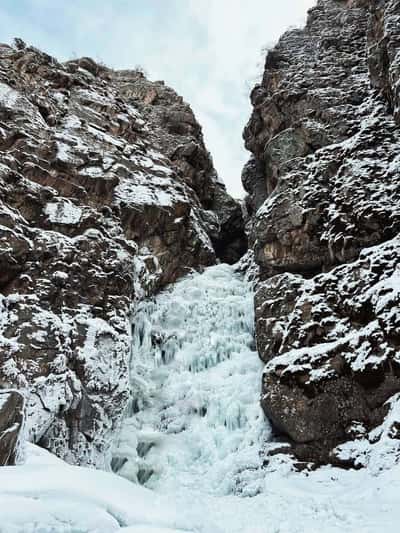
[[4, 444, 400, 532], [4, 441, 400, 533]]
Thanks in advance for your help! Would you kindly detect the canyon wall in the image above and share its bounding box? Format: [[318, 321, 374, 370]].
[[0, 40, 246, 466], [244, 0, 400, 466]]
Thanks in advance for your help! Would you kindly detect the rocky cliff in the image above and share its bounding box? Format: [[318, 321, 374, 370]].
[[0, 39, 246, 467], [244, 0, 400, 466]]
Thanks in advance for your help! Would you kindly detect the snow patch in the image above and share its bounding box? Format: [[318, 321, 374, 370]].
[[44, 200, 82, 225]]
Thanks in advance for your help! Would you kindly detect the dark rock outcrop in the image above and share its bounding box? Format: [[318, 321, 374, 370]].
[[0, 40, 245, 466], [244, 0, 400, 465], [0, 390, 25, 465]]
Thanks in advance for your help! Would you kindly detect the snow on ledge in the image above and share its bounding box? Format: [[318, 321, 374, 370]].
[[44, 200, 82, 225]]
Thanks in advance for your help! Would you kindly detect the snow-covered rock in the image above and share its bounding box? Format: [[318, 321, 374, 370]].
[[0, 40, 245, 466], [244, 0, 400, 465], [257, 237, 400, 465]]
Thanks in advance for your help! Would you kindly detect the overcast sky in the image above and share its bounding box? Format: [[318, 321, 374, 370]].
[[0, 0, 315, 197]]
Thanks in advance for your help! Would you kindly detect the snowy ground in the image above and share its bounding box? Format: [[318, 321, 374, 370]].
[[2, 443, 400, 533], [1, 265, 400, 532]]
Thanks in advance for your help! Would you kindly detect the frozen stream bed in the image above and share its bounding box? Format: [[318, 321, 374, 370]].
[[1, 264, 400, 532]]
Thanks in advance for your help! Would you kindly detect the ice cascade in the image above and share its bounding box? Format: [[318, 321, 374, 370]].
[[112, 263, 270, 496]]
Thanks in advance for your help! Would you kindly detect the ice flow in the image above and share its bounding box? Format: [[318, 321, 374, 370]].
[[112, 263, 270, 496]]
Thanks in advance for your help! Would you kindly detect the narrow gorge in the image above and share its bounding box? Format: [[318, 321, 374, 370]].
[[0, 0, 399, 532]]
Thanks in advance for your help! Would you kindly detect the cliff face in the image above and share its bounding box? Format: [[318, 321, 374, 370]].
[[0, 40, 246, 467], [244, 0, 400, 466]]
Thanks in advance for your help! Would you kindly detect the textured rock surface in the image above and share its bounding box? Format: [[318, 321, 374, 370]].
[[0, 390, 25, 466], [369, 0, 400, 124], [0, 40, 245, 466], [244, 0, 400, 465]]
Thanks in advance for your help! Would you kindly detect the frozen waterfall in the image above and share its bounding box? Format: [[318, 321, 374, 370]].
[[112, 263, 270, 496], [7, 263, 400, 533]]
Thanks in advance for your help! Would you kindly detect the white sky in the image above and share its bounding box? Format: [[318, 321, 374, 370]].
[[0, 0, 315, 197]]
